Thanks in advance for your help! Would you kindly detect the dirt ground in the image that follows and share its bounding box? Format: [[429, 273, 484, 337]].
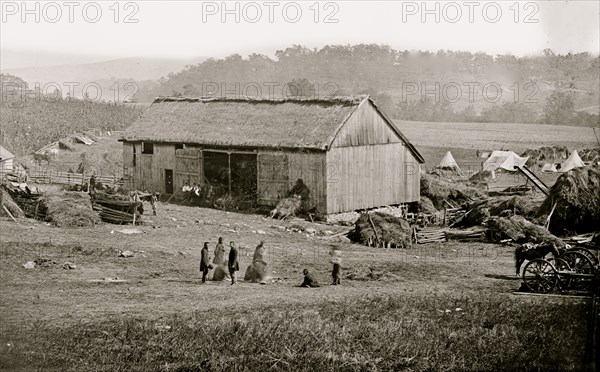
[[0, 202, 524, 331]]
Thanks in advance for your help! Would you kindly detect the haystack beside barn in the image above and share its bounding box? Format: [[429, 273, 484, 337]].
[[120, 96, 424, 214]]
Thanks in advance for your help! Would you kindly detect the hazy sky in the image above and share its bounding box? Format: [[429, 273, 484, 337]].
[[1, 0, 599, 68]]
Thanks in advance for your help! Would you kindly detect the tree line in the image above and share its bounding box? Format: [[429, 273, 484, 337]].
[[139, 44, 599, 126]]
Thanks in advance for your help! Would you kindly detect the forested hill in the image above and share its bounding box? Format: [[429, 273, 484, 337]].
[[139, 44, 600, 126]]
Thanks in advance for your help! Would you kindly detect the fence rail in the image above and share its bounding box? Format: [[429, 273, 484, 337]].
[[2, 169, 123, 187]]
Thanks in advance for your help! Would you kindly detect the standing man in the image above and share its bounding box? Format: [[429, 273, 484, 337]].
[[228, 241, 240, 285], [330, 246, 342, 285], [213, 237, 225, 266], [150, 192, 158, 216], [199, 242, 210, 283], [253, 240, 265, 264]]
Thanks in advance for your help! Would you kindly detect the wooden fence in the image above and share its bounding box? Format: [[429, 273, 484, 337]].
[[2, 169, 123, 187]]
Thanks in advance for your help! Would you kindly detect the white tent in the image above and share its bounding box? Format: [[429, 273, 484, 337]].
[[437, 151, 461, 173], [483, 151, 529, 172], [560, 150, 585, 172], [541, 163, 558, 173]]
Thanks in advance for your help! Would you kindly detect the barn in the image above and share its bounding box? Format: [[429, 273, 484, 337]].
[[120, 96, 424, 214]]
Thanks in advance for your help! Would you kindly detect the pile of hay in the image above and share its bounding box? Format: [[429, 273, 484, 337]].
[[454, 196, 544, 228], [417, 196, 438, 214], [489, 196, 542, 221], [580, 148, 600, 163], [469, 170, 493, 183], [350, 212, 412, 248], [521, 146, 569, 164], [487, 216, 564, 247], [244, 261, 270, 283], [421, 173, 487, 209], [539, 165, 600, 235], [0, 188, 25, 218], [269, 195, 302, 219], [453, 200, 490, 227], [40, 191, 100, 227]]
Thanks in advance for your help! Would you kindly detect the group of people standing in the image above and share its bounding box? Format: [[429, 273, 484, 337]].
[[199, 237, 240, 285], [200, 238, 343, 288]]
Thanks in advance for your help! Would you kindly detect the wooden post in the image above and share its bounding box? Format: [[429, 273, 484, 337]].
[[227, 152, 232, 195], [2, 205, 16, 223], [132, 191, 138, 226]]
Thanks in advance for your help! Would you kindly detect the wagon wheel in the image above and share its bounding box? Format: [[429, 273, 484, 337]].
[[560, 251, 595, 291], [568, 247, 599, 267], [553, 257, 572, 290], [522, 258, 558, 293]]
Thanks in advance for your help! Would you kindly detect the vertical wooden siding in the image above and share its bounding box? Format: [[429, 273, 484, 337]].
[[326, 100, 421, 214], [175, 148, 203, 191], [330, 100, 401, 148]]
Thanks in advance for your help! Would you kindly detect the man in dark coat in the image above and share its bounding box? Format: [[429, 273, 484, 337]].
[[300, 269, 320, 288], [228, 241, 239, 285], [199, 242, 211, 283]]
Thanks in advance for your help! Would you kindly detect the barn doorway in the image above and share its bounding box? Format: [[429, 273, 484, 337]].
[[230, 153, 257, 205], [203, 151, 258, 206], [165, 169, 174, 194]]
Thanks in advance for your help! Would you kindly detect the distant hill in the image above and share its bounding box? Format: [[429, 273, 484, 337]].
[[1, 56, 207, 102], [2, 56, 207, 83]]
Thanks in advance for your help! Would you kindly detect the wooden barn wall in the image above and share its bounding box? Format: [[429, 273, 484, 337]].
[[174, 148, 203, 191], [330, 100, 401, 147], [326, 143, 420, 213], [121, 142, 134, 190], [326, 100, 421, 214], [258, 151, 327, 213], [149, 144, 176, 193], [122, 142, 145, 191]]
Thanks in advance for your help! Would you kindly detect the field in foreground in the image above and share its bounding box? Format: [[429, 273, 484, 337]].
[[0, 203, 593, 371]]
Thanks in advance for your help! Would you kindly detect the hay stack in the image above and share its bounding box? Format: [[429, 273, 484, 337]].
[[418, 196, 438, 214], [40, 191, 100, 227], [351, 212, 412, 248], [421, 173, 486, 209], [269, 195, 301, 219], [539, 165, 600, 235], [212, 264, 228, 281], [0, 188, 25, 218], [455, 196, 545, 228], [453, 200, 490, 227], [489, 196, 543, 221], [487, 216, 564, 247]]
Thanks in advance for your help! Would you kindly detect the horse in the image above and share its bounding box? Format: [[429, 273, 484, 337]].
[[514, 243, 561, 276]]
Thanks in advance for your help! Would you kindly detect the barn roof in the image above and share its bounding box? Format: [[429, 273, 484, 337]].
[[120, 96, 424, 162]]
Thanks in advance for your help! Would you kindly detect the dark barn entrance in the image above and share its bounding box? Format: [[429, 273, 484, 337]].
[[202, 150, 257, 206]]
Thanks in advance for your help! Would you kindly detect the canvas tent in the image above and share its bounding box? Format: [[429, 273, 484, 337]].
[[483, 151, 529, 172], [560, 150, 585, 172], [436, 151, 461, 173], [0, 145, 15, 174], [541, 163, 558, 173]]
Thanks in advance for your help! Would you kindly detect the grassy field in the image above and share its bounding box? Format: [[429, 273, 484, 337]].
[[398, 121, 598, 153], [0, 203, 593, 371]]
